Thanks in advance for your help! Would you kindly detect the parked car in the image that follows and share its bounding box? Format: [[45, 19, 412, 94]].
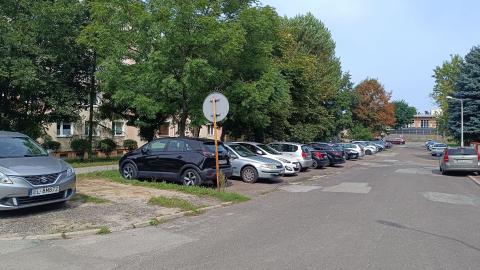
[[338, 143, 364, 159], [352, 141, 378, 155], [371, 140, 387, 151], [309, 143, 346, 166], [235, 142, 300, 175], [389, 138, 406, 145], [427, 141, 437, 151], [224, 143, 284, 183], [119, 137, 232, 186], [268, 142, 313, 171], [306, 146, 330, 169], [431, 143, 447, 156], [439, 147, 480, 175], [0, 131, 76, 210]]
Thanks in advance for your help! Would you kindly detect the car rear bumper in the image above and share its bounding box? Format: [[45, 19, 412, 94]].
[[313, 158, 330, 168], [330, 157, 346, 164], [0, 177, 76, 211], [300, 159, 313, 168], [443, 165, 479, 172], [200, 167, 233, 183]]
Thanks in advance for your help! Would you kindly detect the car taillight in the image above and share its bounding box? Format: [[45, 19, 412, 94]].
[[314, 152, 322, 158], [443, 150, 449, 162], [302, 152, 308, 159]]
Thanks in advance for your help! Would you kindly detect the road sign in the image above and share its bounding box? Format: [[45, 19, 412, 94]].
[[202, 92, 229, 122], [202, 92, 229, 191]]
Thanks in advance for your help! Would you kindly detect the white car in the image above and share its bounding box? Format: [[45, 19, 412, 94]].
[[235, 142, 300, 175], [431, 143, 447, 156], [352, 141, 378, 155]]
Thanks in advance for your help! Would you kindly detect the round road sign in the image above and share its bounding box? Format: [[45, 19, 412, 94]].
[[202, 92, 229, 122]]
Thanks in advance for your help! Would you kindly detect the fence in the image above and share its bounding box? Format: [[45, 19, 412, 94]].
[[386, 128, 443, 142]]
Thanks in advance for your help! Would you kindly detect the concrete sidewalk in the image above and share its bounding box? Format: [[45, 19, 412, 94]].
[[75, 165, 119, 174]]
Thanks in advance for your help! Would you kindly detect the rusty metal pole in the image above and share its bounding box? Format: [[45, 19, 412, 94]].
[[212, 97, 221, 191]]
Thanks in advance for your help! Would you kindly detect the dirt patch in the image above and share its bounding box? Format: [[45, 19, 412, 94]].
[[0, 178, 220, 238]]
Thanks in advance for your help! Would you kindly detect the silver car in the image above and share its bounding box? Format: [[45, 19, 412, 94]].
[[0, 131, 76, 210], [268, 142, 314, 171], [225, 144, 284, 183], [439, 147, 480, 175], [235, 142, 300, 175], [430, 143, 447, 156]]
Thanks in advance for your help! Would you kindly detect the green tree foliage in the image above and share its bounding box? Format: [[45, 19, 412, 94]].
[[431, 55, 463, 137], [392, 100, 417, 129], [278, 13, 342, 142], [97, 138, 117, 158], [448, 46, 480, 142], [349, 124, 373, 141], [0, 0, 93, 138], [70, 138, 91, 160]]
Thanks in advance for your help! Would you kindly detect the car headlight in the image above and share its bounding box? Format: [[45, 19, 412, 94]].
[[261, 164, 277, 170], [0, 171, 13, 184], [279, 158, 290, 163], [66, 167, 75, 177]]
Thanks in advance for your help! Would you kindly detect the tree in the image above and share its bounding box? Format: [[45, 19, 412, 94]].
[[392, 100, 417, 129], [326, 72, 357, 139], [349, 124, 373, 141], [278, 13, 342, 142], [448, 46, 480, 143], [431, 54, 463, 137], [353, 79, 395, 134], [0, 0, 92, 138]]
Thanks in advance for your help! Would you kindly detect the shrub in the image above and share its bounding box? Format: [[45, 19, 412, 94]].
[[70, 138, 91, 160], [349, 124, 373, 141], [97, 138, 117, 158], [42, 140, 61, 152], [123, 139, 138, 151]]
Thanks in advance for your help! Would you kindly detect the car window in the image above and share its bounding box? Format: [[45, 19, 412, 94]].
[[269, 144, 281, 151], [448, 148, 477, 155], [301, 146, 310, 153], [258, 144, 281, 155], [166, 139, 191, 152], [227, 144, 255, 157], [150, 140, 168, 152], [203, 142, 227, 154], [281, 144, 298, 152], [0, 137, 48, 158], [239, 143, 259, 154]]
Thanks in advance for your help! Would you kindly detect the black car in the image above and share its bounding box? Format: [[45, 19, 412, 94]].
[[119, 137, 232, 186], [309, 143, 346, 166], [307, 147, 330, 169]]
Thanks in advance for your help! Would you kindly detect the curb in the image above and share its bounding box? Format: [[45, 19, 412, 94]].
[[0, 202, 233, 242], [468, 175, 480, 187]]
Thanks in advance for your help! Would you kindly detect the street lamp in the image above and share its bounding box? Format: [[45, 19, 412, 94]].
[[446, 96, 465, 147]]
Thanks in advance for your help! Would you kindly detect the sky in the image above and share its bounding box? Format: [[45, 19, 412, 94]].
[[261, 0, 480, 112]]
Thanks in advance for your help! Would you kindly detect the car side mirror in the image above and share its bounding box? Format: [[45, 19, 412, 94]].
[[141, 147, 149, 154], [256, 150, 263, 155], [229, 153, 238, 159]]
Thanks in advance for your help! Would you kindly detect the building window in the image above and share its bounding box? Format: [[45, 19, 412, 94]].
[[57, 122, 73, 137], [421, 120, 429, 128], [112, 121, 124, 136], [84, 121, 99, 136], [207, 125, 214, 135]]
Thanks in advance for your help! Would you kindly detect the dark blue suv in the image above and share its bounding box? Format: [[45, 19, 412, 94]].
[[119, 137, 232, 186]]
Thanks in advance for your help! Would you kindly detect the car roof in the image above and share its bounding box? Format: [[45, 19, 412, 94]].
[[153, 137, 215, 143], [269, 142, 304, 146], [233, 142, 262, 146], [0, 131, 28, 138]]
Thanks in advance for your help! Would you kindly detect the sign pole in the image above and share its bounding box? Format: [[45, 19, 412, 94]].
[[212, 97, 221, 191]]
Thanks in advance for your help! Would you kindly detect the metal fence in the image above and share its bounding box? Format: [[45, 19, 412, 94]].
[[388, 128, 437, 136]]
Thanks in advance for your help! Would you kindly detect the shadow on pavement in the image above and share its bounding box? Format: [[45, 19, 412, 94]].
[[0, 201, 76, 219], [376, 220, 480, 252]]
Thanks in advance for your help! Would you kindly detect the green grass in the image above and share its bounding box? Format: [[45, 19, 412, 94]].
[[66, 157, 120, 168], [72, 193, 109, 204], [96, 226, 111, 235], [78, 170, 250, 203], [148, 196, 202, 212], [149, 218, 162, 226]]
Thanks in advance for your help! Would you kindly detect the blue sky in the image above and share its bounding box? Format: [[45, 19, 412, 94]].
[[261, 0, 479, 112]]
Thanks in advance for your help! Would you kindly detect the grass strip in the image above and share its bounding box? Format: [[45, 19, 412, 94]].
[[148, 196, 202, 212], [78, 170, 250, 203]]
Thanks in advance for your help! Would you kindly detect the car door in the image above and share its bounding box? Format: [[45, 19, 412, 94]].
[[163, 139, 189, 180], [147, 139, 170, 177]]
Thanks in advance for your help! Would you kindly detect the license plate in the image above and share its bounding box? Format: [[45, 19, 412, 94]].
[[29, 186, 60, 197], [219, 159, 228, 165], [456, 159, 472, 164]]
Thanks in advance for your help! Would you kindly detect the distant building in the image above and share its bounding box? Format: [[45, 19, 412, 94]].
[[407, 109, 440, 129]]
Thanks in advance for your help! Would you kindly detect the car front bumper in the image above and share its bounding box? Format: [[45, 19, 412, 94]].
[[0, 175, 76, 211], [258, 168, 284, 179]]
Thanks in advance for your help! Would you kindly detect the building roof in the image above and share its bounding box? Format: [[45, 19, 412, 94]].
[[414, 114, 436, 118]]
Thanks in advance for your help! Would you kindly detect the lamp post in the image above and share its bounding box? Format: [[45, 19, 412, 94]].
[[446, 96, 465, 147]]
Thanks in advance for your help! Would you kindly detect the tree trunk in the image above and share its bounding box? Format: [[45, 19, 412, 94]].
[[87, 54, 96, 160], [178, 112, 188, 137]]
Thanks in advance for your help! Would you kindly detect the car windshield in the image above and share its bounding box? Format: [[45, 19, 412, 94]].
[[333, 145, 343, 151], [342, 144, 356, 148], [448, 148, 477, 155], [0, 137, 48, 158], [228, 144, 255, 157], [258, 144, 281, 155]]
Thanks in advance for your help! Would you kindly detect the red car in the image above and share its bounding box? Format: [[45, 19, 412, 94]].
[[388, 138, 405, 145]]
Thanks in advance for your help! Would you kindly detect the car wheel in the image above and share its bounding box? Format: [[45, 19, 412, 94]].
[[241, 166, 258, 183], [121, 162, 138, 180], [181, 169, 202, 186], [312, 159, 318, 169]]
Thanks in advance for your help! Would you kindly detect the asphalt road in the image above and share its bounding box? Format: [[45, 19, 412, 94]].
[[1, 144, 480, 270]]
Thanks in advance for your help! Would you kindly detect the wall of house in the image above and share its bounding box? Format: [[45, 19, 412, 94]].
[[412, 117, 437, 128]]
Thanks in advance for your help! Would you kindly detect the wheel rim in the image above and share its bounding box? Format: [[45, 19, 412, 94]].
[[312, 160, 317, 168], [123, 165, 134, 179], [243, 168, 256, 182], [183, 171, 197, 186]]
